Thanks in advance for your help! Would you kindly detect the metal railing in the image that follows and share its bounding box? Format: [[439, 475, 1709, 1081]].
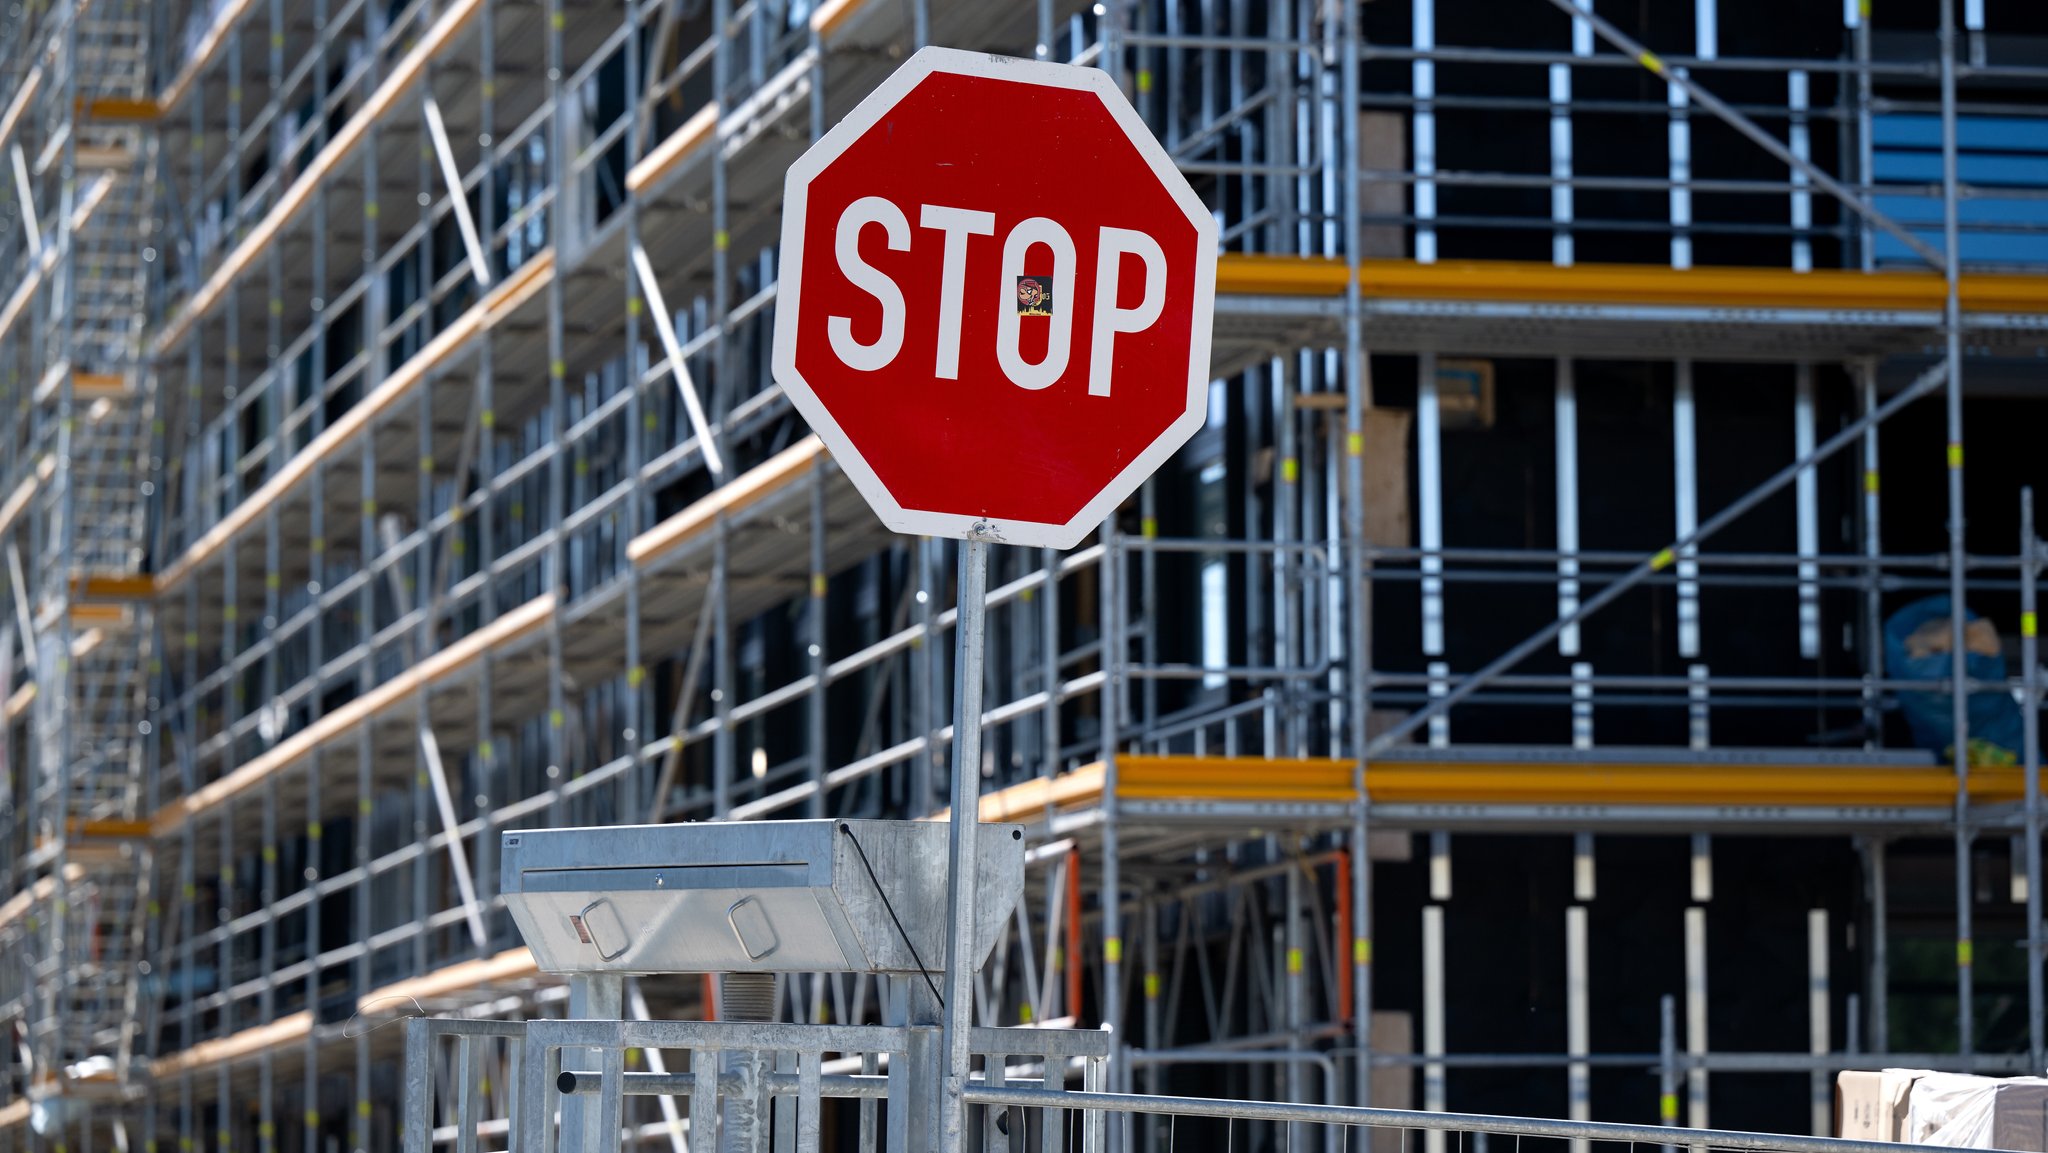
[[400, 1014, 1982, 1153], [403, 1016, 1112, 1153], [962, 1087, 1942, 1153]]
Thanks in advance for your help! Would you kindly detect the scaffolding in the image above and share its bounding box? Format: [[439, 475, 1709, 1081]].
[[0, 0, 159, 1134], [0, 0, 2043, 1147]]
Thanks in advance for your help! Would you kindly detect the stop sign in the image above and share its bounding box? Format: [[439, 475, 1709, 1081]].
[[772, 47, 1218, 550]]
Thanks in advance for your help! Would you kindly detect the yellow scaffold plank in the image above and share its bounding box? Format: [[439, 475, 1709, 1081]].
[[626, 103, 719, 196], [150, 1012, 313, 1078], [150, 0, 487, 358], [1214, 254, 2048, 316], [35, 819, 152, 863], [968, 755, 2032, 816], [1215, 254, 1352, 296], [147, 946, 537, 1079], [155, 248, 555, 592], [71, 372, 130, 398], [0, 457, 53, 542], [0, 68, 43, 155], [2, 624, 128, 723], [64, 818, 152, 840], [627, 436, 824, 567], [1094, 754, 2029, 808], [77, 96, 160, 123], [69, 602, 127, 628], [360, 944, 539, 1007], [150, 592, 557, 837], [0, 875, 57, 932], [809, 0, 866, 38], [157, 0, 260, 115], [75, 573, 155, 601], [972, 763, 1108, 822], [0, 175, 116, 345], [0, 865, 83, 933]]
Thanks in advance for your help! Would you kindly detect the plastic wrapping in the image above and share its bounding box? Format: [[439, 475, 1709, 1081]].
[[1903, 1071, 2048, 1150]]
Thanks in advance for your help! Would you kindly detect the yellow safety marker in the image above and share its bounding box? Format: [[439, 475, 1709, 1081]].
[[1104, 937, 1122, 964]]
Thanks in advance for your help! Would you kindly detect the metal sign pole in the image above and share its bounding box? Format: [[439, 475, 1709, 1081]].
[[939, 535, 991, 1153]]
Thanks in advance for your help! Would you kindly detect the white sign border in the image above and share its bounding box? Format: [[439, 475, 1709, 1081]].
[[771, 45, 1220, 552]]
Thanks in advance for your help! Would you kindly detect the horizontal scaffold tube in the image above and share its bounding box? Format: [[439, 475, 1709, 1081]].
[[962, 1086, 1945, 1153]]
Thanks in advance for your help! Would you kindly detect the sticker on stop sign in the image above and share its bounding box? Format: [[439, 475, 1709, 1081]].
[[773, 47, 1218, 551]]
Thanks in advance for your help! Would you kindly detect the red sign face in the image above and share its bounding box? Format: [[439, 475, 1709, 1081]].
[[773, 48, 1218, 550]]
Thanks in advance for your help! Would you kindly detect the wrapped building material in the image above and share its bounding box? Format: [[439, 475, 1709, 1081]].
[[1882, 597, 2024, 765], [1836, 1068, 1938, 1142], [1903, 1072, 2048, 1150]]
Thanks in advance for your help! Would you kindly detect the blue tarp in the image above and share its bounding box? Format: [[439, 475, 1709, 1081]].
[[1882, 596, 2024, 763]]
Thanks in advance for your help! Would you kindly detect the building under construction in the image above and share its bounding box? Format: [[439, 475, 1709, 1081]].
[[1, 0, 2047, 1147]]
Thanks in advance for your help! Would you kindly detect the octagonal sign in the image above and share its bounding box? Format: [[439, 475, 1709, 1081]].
[[773, 47, 1218, 550]]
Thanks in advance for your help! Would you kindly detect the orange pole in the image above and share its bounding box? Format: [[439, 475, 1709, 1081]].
[[704, 973, 718, 1020], [1066, 848, 1084, 1022], [1335, 854, 1354, 1024]]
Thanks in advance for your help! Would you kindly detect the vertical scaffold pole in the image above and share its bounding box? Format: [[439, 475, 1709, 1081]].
[[1939, 0, 1973, 1062], [2022, 487, 2042, 1070], [1341, 0, 1375, 1108]]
